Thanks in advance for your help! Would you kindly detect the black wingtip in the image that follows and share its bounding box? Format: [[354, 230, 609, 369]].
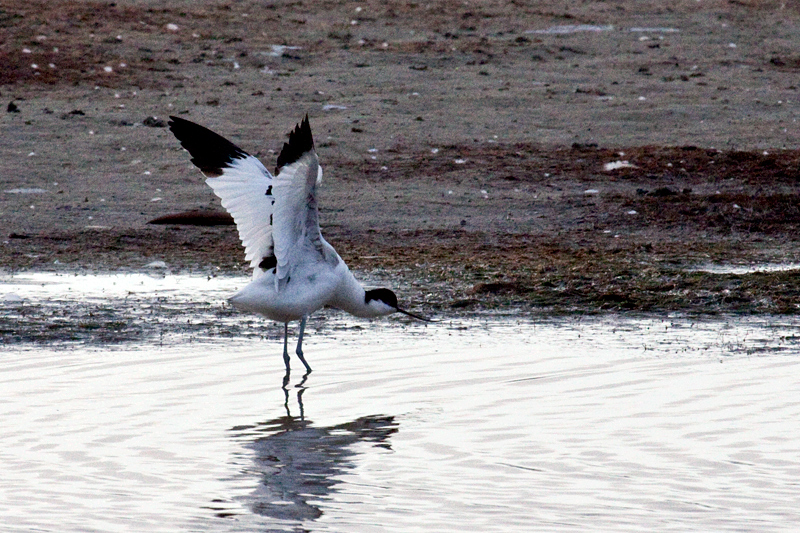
[[168, 116, 249, 177], [275, 114, 314, 174]]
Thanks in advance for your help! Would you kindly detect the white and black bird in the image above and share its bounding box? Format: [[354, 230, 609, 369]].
[[168, 115, 428, 375]]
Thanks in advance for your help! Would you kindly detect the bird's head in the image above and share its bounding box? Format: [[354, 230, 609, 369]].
[[364, 288, 430, 321]]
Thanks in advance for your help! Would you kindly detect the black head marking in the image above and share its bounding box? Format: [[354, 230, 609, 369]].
[[275, 114, 314, 174], [365, 288, 398, 308], [265, 185, 272, 196], [366, 288, 430, 321], [168, 116, 248, 177]]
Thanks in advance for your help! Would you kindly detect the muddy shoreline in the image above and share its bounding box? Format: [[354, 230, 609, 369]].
[[5, 142, 800, 316], [2, 0, 800, 332]]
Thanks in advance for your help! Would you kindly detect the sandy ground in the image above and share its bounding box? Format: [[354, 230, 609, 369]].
[[2, 0, 800, 319]]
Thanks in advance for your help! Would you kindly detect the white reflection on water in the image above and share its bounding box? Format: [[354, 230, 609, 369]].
[[687, 263, 800, 275], [0, 272, 251, 344], [0, 271, 243, 300], [1, 273, 800, 532]]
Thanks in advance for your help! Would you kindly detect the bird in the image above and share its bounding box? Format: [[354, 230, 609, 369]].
[[168, 114, 428, 375]]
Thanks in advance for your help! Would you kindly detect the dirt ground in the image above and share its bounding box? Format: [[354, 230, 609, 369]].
[[2, 0, 800, 317]]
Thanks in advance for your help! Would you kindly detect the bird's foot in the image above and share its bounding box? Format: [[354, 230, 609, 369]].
[[296, 348, 312, 375], [295, 372, 310, 389]]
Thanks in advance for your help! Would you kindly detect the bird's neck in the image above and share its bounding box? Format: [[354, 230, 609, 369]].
[[331, 269, 383, 318]]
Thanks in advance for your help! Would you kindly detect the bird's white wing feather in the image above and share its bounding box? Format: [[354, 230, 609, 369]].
[[168, 115, 332, 284], [204, 155, 275, 275], [167, 116, 276, 278], [272, 151, 325, 283]]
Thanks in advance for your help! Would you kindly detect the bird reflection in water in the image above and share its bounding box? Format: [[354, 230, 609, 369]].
[[215, 381, 398, 523]]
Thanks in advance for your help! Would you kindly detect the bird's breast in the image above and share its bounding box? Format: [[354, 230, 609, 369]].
[[229, 262, 340, 323]]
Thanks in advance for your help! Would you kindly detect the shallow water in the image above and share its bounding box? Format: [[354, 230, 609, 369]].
[[687, 263, 800, 275], [2, 273, 800, 532]]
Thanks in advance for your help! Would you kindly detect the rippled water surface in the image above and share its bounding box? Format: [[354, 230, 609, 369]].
[[2, 273, 800, 532]]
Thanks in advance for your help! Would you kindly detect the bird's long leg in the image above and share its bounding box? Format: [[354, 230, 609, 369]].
[[295, 316, 312, 374], [297, 387, 306, 421], [282, 322, 291, 374], [281, 378, 291, 416]]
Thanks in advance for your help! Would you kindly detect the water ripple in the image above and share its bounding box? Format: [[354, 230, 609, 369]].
[[1, 274, 800, 531]]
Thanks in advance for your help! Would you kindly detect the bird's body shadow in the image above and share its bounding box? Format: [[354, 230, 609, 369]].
[[207, 374, 398, 524]]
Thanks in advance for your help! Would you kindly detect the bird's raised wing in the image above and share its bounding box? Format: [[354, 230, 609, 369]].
[[271, 116, 329, 286], [168, 116, 275, 276]]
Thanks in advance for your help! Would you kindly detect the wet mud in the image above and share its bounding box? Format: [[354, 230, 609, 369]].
[[2, 0, 800, 348], [4, 144, 800, 320]]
